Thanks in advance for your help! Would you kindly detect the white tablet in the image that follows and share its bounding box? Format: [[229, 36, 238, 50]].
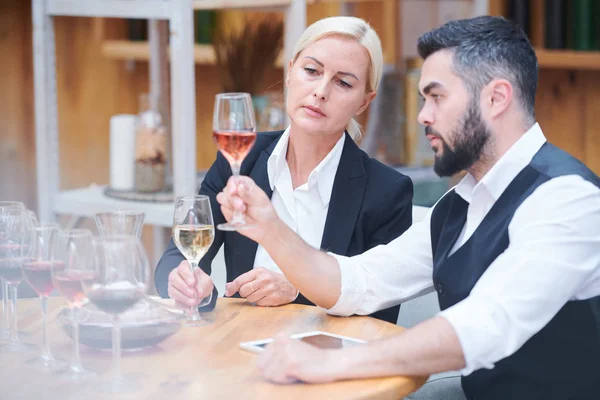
[[240, 330, 367, 354]]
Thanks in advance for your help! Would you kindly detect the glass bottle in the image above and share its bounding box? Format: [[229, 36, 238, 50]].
[[134, 93, 167, 193]]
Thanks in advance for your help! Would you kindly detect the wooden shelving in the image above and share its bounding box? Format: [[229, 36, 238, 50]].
[[535, 49, 600, 71], [192, 0, 382, 10], [406, 50, 600, 71], [102, 40, 285, 67]]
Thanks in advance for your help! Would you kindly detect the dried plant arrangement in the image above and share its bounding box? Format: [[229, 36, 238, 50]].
[[213, 18, 284, 94]]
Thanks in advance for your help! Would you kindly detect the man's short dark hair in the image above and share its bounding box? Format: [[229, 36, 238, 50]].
[[417, 16, 538, 121]]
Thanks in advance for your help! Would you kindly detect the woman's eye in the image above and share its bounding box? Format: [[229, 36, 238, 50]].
[[304, 67, 317, 75], [338, 80, 353, 89]]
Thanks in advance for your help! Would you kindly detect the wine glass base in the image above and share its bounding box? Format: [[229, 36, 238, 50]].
[[55, 364, 97, 381], [184, 315, 212, 327], [94, 375, 139, 393], [0, 340, 36, 353], [27, 354, 68, 371], [217, 221, 254, 232]]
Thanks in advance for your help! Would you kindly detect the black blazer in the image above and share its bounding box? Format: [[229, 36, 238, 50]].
[[155, 130, 413, 324]]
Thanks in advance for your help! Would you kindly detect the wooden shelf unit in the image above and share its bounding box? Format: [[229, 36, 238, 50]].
[[102, 40, 285, 67], [489, 0, 600, 70], [535, 49, 600, 70]]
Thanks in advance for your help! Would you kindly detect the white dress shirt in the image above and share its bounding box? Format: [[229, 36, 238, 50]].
[[253, 128, 346, 275], [327, 123, 600, 375]]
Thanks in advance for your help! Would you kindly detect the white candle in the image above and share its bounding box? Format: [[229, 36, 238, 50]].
[[109, 114, 137, 191]]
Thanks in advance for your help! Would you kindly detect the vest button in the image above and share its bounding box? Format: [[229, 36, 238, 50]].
[[435, 282, 444, 294]]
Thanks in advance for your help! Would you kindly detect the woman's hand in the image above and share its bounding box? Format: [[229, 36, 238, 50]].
[[225, 267, 299, 306]]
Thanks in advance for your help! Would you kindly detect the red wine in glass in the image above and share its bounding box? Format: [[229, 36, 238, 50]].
[[0, 259, 23, 284], [88, 286, 145, 315], [22, 260, 64, 297]]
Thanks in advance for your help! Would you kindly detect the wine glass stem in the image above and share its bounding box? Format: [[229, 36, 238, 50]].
[[189, 260, 201, 316], [112, 315, 122, 381], [230, 162, 245, 224], [40, 295, 51, 357], [71, 308, 83, 370], [9, 284, 19, 344], [2, 280, 9, 329]]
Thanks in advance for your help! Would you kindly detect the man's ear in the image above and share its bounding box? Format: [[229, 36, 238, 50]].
[[483, 79, 512, 119]]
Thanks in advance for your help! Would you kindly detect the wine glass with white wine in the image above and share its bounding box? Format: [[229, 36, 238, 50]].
[[172, 195, 215, 326]]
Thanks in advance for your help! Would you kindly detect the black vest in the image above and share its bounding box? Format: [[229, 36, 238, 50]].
[[430, 143, 600, 400]]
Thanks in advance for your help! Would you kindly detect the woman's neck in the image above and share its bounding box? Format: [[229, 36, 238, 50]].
[[286, 126, 344, 189]]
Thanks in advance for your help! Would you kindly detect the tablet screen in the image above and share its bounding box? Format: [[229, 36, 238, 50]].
[[251, 334, 363, 349], [298, 334, 363, 349]]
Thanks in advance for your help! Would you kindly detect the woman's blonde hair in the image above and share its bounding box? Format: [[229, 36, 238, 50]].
[[290, 16, 383, 141]]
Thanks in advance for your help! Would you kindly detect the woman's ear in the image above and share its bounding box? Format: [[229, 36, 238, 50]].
[[286, 59, 293, 88], [356, 91, 377, 116]]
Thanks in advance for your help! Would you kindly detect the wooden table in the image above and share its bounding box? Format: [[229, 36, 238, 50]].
[[2, 297, 427, 399]]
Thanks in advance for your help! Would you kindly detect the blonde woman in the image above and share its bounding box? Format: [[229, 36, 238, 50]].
[[155, 16, 413, 324]]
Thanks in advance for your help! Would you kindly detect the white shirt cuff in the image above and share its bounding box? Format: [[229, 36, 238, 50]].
[[323, 253, 368, 316]]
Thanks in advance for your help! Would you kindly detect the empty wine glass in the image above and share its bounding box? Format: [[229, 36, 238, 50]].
[[0, 201, 24, 341], [83, 235, 150, 392], [22, 223, 66, 370], [0, 208, 37, 353], [172, 195, 215, 326], [95, 211, 145, 237], [212, 92, 257, 231], [51, 229, 96, 380]]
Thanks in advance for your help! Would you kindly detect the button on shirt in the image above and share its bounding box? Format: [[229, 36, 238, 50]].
[[327, 123, 600, 375], [252, 128, 346, 274]]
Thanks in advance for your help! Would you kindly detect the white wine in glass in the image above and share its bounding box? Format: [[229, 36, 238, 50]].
[[172, 195, 215, 326]]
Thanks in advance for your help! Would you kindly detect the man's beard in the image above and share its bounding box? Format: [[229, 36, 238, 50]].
[[428, 101, 492, 177]]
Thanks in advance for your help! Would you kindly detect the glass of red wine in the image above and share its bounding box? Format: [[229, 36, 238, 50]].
[[51, 229, 97, 380], [0, 207, 37, 353], [22, 223, 66, 369], [212, 92, 257, 231], [83, 235, 150, 393], [0, 201, 25, 341]]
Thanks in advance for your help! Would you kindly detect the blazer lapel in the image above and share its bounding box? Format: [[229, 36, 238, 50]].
[[229, 145, 276, 277], [320, 133, 367, 255]]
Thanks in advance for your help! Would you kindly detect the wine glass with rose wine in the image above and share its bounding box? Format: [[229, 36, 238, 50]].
[[212, 92, 257, 231], [22, 223, 67, 369], [51, 229, 97, 380]]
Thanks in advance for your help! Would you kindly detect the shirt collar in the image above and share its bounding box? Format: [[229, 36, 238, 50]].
[[267, 127, 346, 207], [455, 122, 547, 203]]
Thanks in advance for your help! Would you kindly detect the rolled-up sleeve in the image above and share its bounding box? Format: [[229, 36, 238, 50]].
[[326, 212, 436, 317]]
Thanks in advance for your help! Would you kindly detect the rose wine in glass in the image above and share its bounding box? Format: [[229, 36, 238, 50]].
[[172, 195, 215, 326], [51, 229, 97, 380], [212, 92, 257, 231]]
